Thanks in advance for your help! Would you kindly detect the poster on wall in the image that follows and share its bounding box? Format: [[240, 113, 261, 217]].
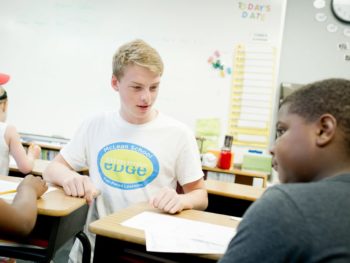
[[228, 0, 287, 149]]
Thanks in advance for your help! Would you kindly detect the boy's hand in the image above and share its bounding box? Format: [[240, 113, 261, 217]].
[[62, 174, 98, 205], [149, 186, 184, 214]]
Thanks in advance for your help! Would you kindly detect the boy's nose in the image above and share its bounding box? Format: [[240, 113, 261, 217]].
[[141, 90, 151, 102]]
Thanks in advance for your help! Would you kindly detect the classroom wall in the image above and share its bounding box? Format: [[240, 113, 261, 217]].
[[278, 0, 350, 85], [0, 0, 235, 138], [1, 0, 348, 142], [270, 0, 350, 148]]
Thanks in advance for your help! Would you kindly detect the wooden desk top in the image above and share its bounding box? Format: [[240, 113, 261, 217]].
[[205, 179, 265, 201], [9, 159, 88, 176], [0, 175, 86, 217], [89, 202, 239, 261]]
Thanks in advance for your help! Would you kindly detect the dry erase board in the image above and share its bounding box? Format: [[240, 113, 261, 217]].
[[0, 0, 240, 138]]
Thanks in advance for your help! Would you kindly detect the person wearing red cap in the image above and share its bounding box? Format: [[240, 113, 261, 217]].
[[0, 73, 10, 85], [0, 73, 48, 262], [0, 73, 42, 175]]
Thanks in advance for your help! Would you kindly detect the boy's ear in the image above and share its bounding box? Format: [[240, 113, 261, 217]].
[[315, 114, 337, 147], [111, 75, 119, 91]]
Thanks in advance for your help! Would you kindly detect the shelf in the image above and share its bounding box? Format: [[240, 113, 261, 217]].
[[20, 133, 69, 161], [205, 179, 265, 201], [202, 166, 268, 188]]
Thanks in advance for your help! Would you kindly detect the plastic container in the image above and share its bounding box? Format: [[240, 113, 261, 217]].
[[217, 135, 233, 170]]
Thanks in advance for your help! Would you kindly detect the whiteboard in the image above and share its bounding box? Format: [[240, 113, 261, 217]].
[[0, 0, 273, 139]]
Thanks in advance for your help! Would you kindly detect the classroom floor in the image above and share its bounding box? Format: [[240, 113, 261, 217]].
[[53, 240, 73, 263]]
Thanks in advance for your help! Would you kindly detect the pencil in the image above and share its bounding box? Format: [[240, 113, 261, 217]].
[[0, 189, 17, 195]]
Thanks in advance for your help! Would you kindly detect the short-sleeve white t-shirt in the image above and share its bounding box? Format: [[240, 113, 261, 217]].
[[61, 110, 203, 219]]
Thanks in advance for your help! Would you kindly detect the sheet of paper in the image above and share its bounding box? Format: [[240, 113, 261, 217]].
[[121, 211, 236, 254], [0, 180, 18, 193], [230, 216, 242, 222], [0, 180, 58, 201]]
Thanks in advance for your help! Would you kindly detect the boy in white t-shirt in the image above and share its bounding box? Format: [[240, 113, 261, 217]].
[[43, 39, 208, 262]]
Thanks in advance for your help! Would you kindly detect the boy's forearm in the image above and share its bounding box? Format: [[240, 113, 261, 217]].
[[18, 158, 35, 175], [43, 161, 78, 186], [182, 188, 208, 211], [10, 189, 38, 236]]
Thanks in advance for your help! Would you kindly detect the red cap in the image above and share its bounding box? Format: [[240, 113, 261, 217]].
[[0, 73, 10, 85]]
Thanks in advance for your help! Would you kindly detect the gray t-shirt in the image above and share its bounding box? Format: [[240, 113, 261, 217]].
[[219, 174, 350, 263]]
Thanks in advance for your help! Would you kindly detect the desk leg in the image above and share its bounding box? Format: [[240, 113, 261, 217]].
[[75, 231, 91, 263]]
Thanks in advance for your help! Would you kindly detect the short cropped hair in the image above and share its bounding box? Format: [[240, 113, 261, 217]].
[[281, 78, 350, 149], [112, 39, 164, 79]]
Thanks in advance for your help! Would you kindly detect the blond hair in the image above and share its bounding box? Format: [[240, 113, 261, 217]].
[[112, 39, 164, 79]]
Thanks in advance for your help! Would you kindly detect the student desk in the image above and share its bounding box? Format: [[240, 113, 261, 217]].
[[205, 179, 266, 217], [9, 159, 50, 177], [89, 202, 239, 263], [9, 159, 89, 177], [206, 179, 265, 201], [202, 166, 268, 188], [0, 175, 90, 263]]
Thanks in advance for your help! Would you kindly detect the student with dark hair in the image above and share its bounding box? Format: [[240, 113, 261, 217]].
[[220, 78, 350, 263]]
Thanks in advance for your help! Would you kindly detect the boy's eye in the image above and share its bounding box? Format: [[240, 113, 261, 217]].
[[150, 85, 158, 91], [276, 127, 286, 138]]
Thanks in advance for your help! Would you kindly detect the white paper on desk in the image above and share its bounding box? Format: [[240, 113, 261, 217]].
[[0, 180, 18, 192], [0, 180, 57, 202], [121, 211, 236, 254]]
